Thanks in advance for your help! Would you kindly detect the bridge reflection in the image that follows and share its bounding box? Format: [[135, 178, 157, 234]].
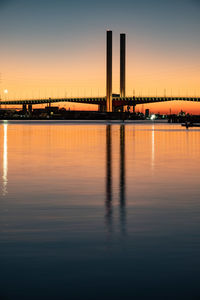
[[105, 125, 113, 232], [105, 124, 126, 235], [120, 125, 126, 235]]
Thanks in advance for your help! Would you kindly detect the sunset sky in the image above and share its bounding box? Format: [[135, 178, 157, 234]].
[[1, 0, 200, 113]]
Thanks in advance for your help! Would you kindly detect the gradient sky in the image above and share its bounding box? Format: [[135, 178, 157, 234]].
[[1, 0, 200, 112]]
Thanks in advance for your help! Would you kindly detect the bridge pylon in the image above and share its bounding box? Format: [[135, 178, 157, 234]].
[[106, 30, 112, 112], [120, 33, 126, 98], [120, 33, 126, 112]]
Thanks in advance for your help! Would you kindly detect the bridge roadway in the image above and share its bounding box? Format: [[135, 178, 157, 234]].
[[0, 96, 200, 107]]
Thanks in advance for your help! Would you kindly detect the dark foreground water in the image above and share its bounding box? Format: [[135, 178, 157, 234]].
[[0, 121, 200, 300]]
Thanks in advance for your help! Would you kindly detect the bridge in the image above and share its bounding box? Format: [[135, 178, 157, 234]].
[[1, 31, 199, 112], [1, 96, 200, 111]]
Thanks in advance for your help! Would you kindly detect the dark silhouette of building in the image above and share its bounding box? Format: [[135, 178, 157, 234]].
[[145, 109, 150, 118]]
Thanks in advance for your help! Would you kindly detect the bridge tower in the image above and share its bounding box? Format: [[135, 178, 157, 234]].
[[106, 30, 112, 112], [120, 33, 126, 98]]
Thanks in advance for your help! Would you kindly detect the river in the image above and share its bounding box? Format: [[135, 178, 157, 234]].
[[0, 121, 200, 299]]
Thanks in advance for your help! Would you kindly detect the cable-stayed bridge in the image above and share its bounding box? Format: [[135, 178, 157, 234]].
[[1, 31, 200, 112]]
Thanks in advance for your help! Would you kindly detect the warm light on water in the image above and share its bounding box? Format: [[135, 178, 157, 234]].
[[0, 121, 200, 299], [2, 124, 7, 196]]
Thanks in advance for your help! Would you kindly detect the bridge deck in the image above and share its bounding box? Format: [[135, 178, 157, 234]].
[[0, 96, 200, 106]]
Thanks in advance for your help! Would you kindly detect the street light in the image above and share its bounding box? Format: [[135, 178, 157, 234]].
[[4, 89, 8, 108]]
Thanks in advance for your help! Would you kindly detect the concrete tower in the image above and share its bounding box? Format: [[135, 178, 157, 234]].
[[120, 33, 126, 98], [106, 30, 112, 112]]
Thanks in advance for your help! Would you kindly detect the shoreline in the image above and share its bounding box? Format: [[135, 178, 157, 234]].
[[0, 119, 170, 125]]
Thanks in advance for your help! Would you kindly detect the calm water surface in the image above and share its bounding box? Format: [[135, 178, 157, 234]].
[[0, 121, 200, 300]]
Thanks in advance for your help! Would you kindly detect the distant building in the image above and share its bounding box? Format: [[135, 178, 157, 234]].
[[145, 109, 150, 118], [179, 110, 186, 117], [45, 106, 59, 113]]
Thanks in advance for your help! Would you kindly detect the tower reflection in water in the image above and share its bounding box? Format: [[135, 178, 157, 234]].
[[2, 124, 8, 196], [120, 125, 126, 235], [105, 124, 126, 235], [105, 125, 113, 232]]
